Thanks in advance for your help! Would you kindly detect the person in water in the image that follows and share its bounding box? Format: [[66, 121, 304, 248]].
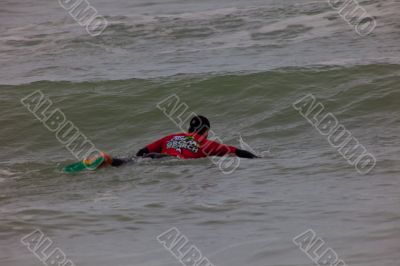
[[109, 115, 258, 166]]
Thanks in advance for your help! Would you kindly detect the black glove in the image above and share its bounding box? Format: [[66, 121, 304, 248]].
[[136, 147, 149, 157], [235, 149, 259, 159]]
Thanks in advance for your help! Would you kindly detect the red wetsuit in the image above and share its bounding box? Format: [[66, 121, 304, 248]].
[[146, 133, 237, 159]]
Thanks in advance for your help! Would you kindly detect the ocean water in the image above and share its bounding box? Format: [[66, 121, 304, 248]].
[[0, 0, 399, 266]]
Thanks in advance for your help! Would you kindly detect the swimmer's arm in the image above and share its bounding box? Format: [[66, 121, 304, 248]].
[[136, 135, 170, 157], [136, 147, 150, 157], [204, 141, 259, 159], [234, 148, 259, 159]]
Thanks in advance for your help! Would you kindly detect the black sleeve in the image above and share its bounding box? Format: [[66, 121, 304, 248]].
[[111, 158, 128, 167], [136, 147, 150, 157], [235, 149, 259, 159]]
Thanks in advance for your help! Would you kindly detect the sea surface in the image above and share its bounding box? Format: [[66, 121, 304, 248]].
[[0, 0, 399, 266]]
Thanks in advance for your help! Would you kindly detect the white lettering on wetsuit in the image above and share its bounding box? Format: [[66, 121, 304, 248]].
[[166, 136, 199, 154]]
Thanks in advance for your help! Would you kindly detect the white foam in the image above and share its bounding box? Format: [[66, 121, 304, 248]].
[[156, 7, 239, 20], [0, 169, 15, 177]]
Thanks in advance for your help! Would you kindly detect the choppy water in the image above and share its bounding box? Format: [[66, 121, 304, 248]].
[[1, 0, 399, 266]]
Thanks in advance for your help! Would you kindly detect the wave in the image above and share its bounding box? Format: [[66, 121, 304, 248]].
[[1, 64, 398, 165], [1, 0, 399, 85]]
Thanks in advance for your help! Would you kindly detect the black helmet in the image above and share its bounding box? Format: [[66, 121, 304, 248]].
[[188, 115, 210, 135]]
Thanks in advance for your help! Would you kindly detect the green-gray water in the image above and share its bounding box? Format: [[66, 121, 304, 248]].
[[1, 0, 399, 266]]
